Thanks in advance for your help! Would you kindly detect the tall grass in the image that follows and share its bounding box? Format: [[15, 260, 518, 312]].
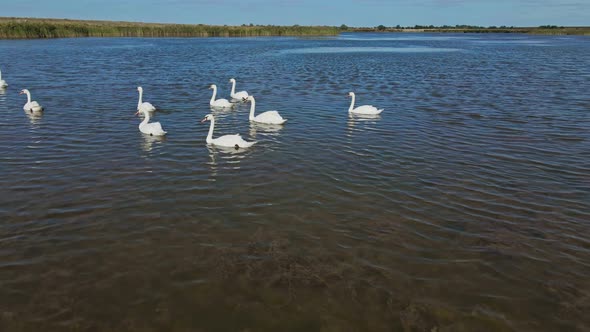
[[0, 18, 340, 39]]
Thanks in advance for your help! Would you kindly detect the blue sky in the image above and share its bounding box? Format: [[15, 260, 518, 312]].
[[1, 0, 588, 27]]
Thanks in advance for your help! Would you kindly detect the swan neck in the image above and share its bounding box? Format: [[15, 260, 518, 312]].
[[140, 111, 149, 127], [0, 69, 2, 80], [206, 118, 215, 143], [249, 98, 256, 120], [26, 91, 31, 104], [210, 87, 217, 103], [348, 95, 355, 112], [138, 89, 143, 108], [230, 81, 236, 95]]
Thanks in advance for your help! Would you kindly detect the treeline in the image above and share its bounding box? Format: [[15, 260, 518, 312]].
[[0, 18, 339, 39], [341, 24, 590, 35]]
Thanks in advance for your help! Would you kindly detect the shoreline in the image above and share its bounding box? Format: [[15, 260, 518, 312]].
[[1, 17, 589, 39], [348, 27, 590, 36]]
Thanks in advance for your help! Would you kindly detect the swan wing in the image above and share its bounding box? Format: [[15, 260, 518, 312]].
[[211, 99, 233, 108], [231, 91, 249, 100], [24, 101, 43, 112], [212, 134, 255, 148], [254, 111, 287, 124], [140, 102, 156, 112], [143, 122, 167, 136], [352, 105, 383, 115]]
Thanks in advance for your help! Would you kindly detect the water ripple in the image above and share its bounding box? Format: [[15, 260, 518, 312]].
[[0, 33, 589, 331]]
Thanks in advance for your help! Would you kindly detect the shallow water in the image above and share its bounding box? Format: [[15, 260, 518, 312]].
[[0, 32, 589, 331]]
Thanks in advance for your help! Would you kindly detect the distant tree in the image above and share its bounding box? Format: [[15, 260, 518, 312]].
[[395, 24, 401, 29], [340, 24, 348, 30], [249, 23, 254, 27], [377, 24, 386, 31]]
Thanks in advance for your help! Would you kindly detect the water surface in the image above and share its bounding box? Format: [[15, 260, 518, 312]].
[[1, 32, 589, 331]]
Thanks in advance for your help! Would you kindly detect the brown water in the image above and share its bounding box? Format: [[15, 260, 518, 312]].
[[0, 33, 589, 331]]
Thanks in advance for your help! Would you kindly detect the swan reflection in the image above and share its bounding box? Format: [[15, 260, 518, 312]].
[[249, 122, 284, 138], [0, 88, 7, 106], [207, 145, 250, 177], [140, 134, 166, 152], [209, 106, 236, 114], [349, 112, 382, 121], [24, 109, 43, 125], [347, 113, 381, 136]]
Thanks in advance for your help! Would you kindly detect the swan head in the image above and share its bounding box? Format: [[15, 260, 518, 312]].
[[137, 86, 143, 92], [245, 96, 254, 102], [19, 89, 29, 95], [201, 114, 214, 123], [348, 92, 355, 98], [209, 84, 216, 89], [229, 78, 236, 83]]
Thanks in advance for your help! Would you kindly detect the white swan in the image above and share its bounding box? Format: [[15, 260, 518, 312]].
[[201, 114, 255, 149], [0, 68, 7, 88], [137, 86, 156, 113], [135, 108, 166, 136], [209, 84, 234, 108], [348, 92, 383, 115], [246, 96, 287, 125], [229, 78, 249, 101], [19, 89, 43, 112]]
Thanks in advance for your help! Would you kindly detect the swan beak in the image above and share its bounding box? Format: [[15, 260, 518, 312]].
[[18, 91, 24, 95], [134, 111, 140, 116], [200, 118, 207, 123]]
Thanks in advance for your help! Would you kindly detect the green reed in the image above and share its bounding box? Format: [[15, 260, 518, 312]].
[[0, 18, 340, 39]]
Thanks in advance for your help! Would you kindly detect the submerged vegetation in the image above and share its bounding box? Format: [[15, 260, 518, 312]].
[[0, 17, 339, 39]]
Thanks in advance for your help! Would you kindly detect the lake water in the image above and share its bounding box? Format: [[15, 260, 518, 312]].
[[0, 33, 589, 331]]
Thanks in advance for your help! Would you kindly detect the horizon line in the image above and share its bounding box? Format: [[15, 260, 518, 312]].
[[1, 16, 588, 29]]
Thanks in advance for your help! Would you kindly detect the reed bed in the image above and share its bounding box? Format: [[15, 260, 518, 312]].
[[0, 18, 339, 39]]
